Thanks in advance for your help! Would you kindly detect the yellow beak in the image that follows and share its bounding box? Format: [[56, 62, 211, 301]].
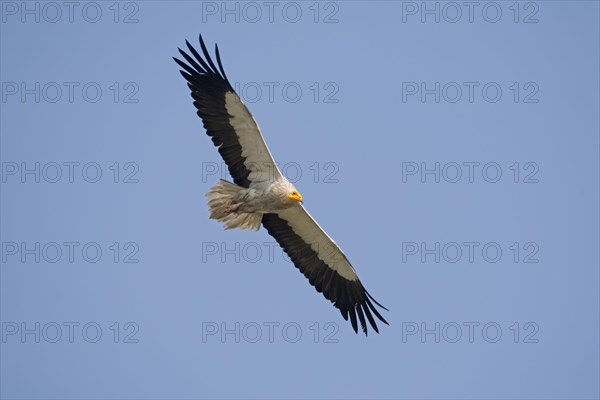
[[288, 191, 303, 203]]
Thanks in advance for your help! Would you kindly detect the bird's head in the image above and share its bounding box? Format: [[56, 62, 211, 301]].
[[287, 189, 303, 204]]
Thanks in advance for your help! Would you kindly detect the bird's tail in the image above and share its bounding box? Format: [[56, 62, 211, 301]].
[[205, 179, 263, 231]]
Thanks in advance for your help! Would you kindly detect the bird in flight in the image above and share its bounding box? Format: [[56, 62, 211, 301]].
[[174, 35, 388, 335]]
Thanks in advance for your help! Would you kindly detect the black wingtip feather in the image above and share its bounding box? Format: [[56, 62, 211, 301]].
[[178, 69, 193, 82], [348, 309, 358, 334], [178, 48, 207, 75], [356, 305, 368, 336], [174, 57, 198, 78], [365, 290, 389, 311], [214, 44, 230, 85], [339, 308, 348, 321], [365, 297, 389, 326], [363, 304, 379, 334], [185, 39, 212, 74], [199, 34, 220, 75]]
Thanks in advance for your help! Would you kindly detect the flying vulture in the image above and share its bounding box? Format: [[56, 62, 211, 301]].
[[174, 35, 388, 335]]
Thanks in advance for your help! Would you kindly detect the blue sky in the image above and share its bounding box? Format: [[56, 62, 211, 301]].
[[1, 1, 599, 399]]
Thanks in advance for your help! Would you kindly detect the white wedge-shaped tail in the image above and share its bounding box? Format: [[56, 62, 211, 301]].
[[205, 179, 262, 231]]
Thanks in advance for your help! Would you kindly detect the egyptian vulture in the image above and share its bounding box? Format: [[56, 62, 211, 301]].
[[174, 35, 388, 335]]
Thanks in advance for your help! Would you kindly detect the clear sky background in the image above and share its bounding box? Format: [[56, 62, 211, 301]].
[[1, 1, 599, 399]]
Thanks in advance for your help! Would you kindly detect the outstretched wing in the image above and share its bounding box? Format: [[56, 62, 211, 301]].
[[173, 35, 283, 187], [262, 206, 389, 335]]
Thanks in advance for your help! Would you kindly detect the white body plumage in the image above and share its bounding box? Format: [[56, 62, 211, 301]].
[[205, 178, 301, 230]]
